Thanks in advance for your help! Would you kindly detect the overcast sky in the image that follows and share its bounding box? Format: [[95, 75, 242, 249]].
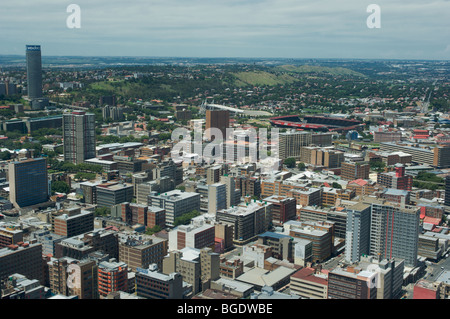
[[1, 0, 449, 60]]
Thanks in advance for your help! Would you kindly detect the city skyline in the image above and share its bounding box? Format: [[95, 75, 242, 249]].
[[0, 0, 449, 60]]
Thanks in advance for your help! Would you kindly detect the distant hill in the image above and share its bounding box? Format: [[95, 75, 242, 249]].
[[276, 65, 367, 78], [231, 71, 298, 87]]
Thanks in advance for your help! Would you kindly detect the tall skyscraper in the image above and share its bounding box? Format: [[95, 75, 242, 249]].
[[9, 158, 49, 208], [369, 201, 420, 267], [26, 45, 48, 110], [220, 174, 237, 208], [26, 45, 43, 100], [205, 110, 229, 141], [63, 112, 96, 164], [345, 203, 371, 264], [279, 131, 313, 160], [208, 183, 227, 214], [444, 176, 450, 210]]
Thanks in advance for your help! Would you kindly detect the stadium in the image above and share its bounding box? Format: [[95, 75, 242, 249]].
[[269, 115, 364, 132]]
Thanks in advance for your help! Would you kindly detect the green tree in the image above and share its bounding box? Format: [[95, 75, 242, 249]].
[[297, 162, 306, 171], [284, 157, 296, 168], [0, 151, 11, 160], [174, 210, 201, 227], [51, 181, 70, 194], [94, 207, 111, 217], [145, 225, 162, 236], [332, 182, 342, 189], [370, 160, 386, 173]]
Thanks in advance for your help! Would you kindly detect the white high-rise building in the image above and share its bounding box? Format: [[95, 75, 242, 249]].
[[208, 183, 227, 215], [345, 203, 371, 264], [369, 200, 420, 267], [63, 112, 96, 164]]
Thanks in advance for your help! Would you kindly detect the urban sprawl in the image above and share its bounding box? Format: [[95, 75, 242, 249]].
[[0, 46, 449, 300]]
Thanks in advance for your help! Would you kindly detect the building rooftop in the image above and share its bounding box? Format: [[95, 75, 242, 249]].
[[291, 267, 328, 286]]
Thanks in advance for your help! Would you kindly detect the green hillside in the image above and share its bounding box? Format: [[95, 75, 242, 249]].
[[277, 65, 366, 78], [231, 71, 298, 87]]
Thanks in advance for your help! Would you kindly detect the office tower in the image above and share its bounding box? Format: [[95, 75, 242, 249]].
[[257, 231, 294, 262], [263, 195, 297, 226], [53, 210, 94, 237], [136, 181, 160, 205], [284, 220, 334, 263], [300, 147, 344, 168], [79, 181, 100, 205], [329, 256, 404, 299], [328, 265, 378, 299], [345, 203, 371, 264], [215, 201, 273, 245], [102, 105, 124, 121], [341, 162, 370, 180], [163, 249, 201, 294], [369, 201, 420, 267], [220, 174, 237, 208], [298, 206, 348, 240], [168, 222, 215, 251], [63, 111, 96, 164], [47, 257, 99, 299], [279, 131, 312, 160], [208, 183, 227, 214], [206, 165, 221, 185], [206, 110, 229, 141], [0, 242, 44, 285], [119, 234, 167, 271], [98, 259, 128, 298], [215, 222, 234, 253], [162, 247, 219, 295], [377, 164, 413, 191], [96, 182, 134, 208], [54, 229, 119, 260], [26, 45, 43, 99], [148, 190, 200, 228], [153, 159, 183, 186], [235, 175, 261, 198], [9, 158, 48, 208], [120, 202, 148, 226], [135, 265, 183, 299], [444, 175, 450, 209]]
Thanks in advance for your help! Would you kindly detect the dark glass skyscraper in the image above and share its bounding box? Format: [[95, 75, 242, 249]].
[[9, 158, 49, 208], [445, 176, 450, 208], [26, 45, 49, 110], [26, 45, 43, 99]]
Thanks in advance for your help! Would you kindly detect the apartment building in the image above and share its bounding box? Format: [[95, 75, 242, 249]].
[[98, 259, 128, 298], [135, 265, 183, 299], [369, 200, 420, 267], [119, 234, 167, 271], [0, 241, 44, 285], [263, 195, 297, 226], [341, 162, 370, 180], [215, 201, 273, 245], [148, 190, 201, 228], [290, 267, 328, 299]]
